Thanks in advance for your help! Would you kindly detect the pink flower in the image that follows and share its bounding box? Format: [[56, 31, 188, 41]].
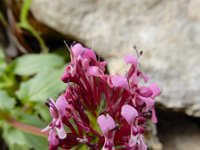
[[124, 55, 138, 67], [44, 43, 161, 150], [136, 87, 153, 97], [111, 75, 129, 89], [149, 83, 161, 123], [137, 83, 160, 123], [121, 105, 147, 150], [71, 43, 96, 60], [149, 83, 161, 98], [42, 95, 69, 145], [121, 104, 138, 125], [87, 66, 104, 76], [48, 130, 59, 150], [97, 114, 116, 150], [121, 105, 138, 147]]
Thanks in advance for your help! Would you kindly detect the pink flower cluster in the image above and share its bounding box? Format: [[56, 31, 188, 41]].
[[43, 43, 160, 150]]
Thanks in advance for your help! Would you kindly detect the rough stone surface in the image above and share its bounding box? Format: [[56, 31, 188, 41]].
[[31, 0, 200, 117]]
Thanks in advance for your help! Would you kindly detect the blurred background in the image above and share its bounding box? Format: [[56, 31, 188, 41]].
[[0, 0, 200, 150]]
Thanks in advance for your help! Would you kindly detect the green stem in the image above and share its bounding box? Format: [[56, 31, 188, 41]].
[[19, 0, 48, 53]]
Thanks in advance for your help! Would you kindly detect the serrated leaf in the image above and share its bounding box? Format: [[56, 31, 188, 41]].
[[14, 54, 65, 76], [0, 91, 16, 110], [16, 67, 66, 102]]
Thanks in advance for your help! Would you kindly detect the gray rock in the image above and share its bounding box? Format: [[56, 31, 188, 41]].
[[31, 0, 200, 117]]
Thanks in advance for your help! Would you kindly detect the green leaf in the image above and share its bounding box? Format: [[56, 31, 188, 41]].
[[24, 133, 48, 150], [2, 125, 31, 150], [14, 54, 65, 76], [35, 105, 51, 122], [20, 114, 46, 128], [0, 91, 16, 111], [16, 67, 66, 102], [2, 122, 48, 150]]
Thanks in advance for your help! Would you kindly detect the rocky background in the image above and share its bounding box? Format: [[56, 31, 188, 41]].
[[30, 0, 200, 117]]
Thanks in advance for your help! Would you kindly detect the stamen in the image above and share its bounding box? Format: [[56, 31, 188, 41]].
[[133, 45, 143, 59], [133, 45, 139, 58]]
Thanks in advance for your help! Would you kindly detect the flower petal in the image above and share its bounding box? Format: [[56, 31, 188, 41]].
[[56, 121, 67, 139], [56, 95, 68, 117], [128, 134, 137, 147], [71, 43, 84, 58], [41, 125, 51, 132], [111, 75, 129, 89], [82, 48, 96, 60], [138, 135, 147, 150], [48, 130, 59, 148], [121, 104, 138, 125], [149, 83, 161, 98], [137, 87, 153, 97], [97, 114, 115, 136], [139, 97, 154, 112], [139, 72, 149, 83], [87, 66, 103, 76], [124, 55, 138, 67]]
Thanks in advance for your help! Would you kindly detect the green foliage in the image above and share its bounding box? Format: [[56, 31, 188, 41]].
[[19, 114, 46, 128], [2, 126, 31, 150], [0, 50, 16, 92], [16, 67, 66, 102], [1, 122, 48, 150], [14, 54, 65, 75], [0, 48, 68, 149], [24, 133, 48, 150], [0, 49, 7, 78], [0, 2, 70, 149], [0, 91, 15, 111], [34, 105, 51, 122]]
